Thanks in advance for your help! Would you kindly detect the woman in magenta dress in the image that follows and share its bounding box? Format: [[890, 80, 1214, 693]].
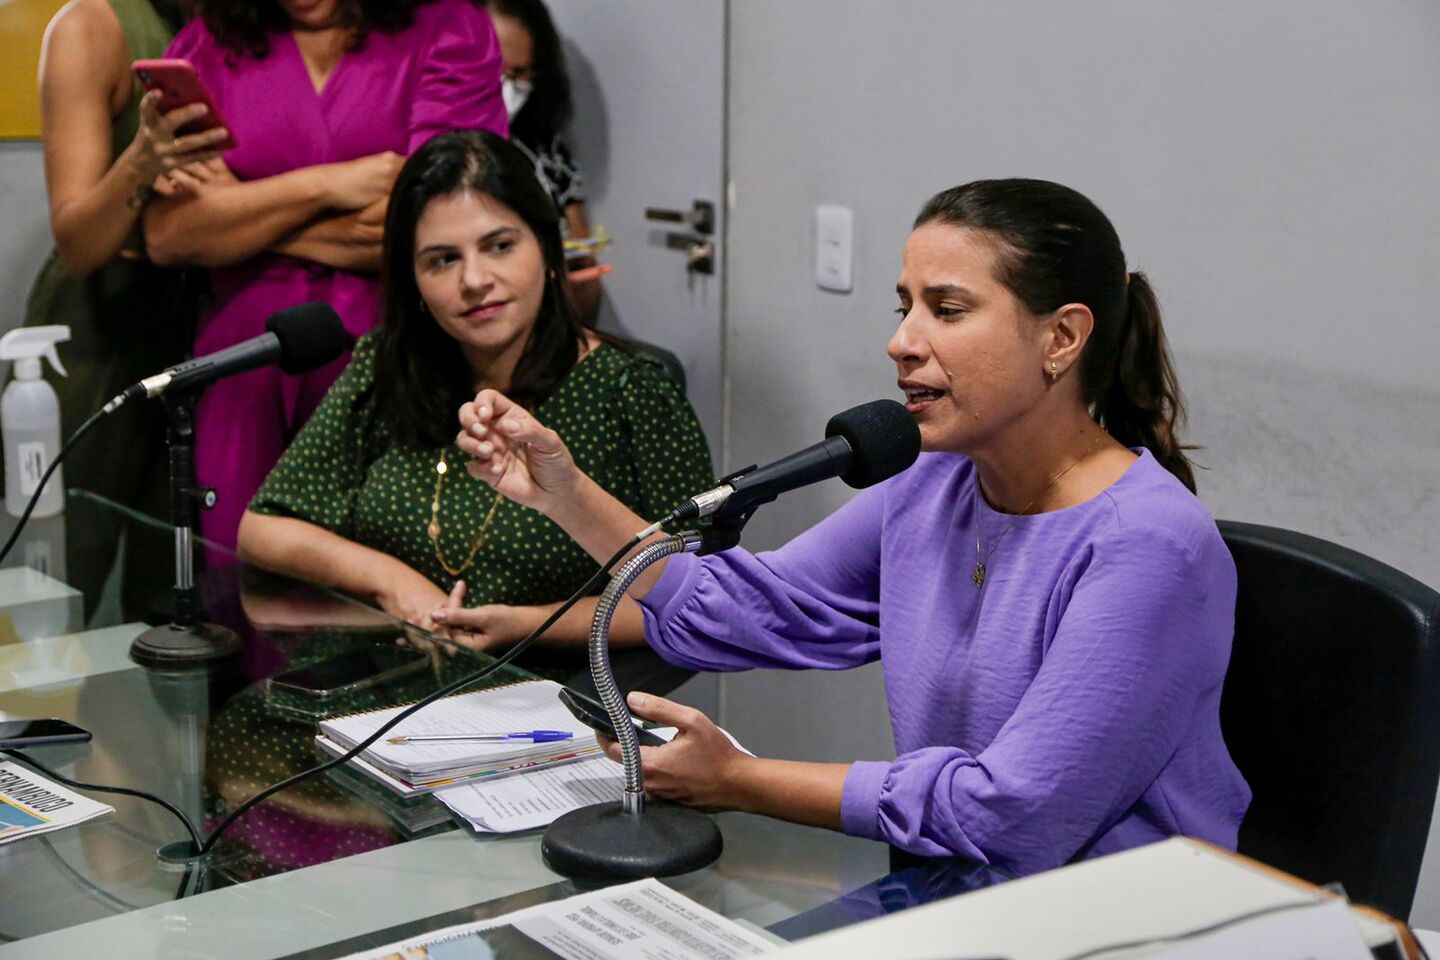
[[144, 0, 507, 551]]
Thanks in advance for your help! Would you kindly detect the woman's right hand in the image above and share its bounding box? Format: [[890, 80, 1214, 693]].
[[130, 90, 231, 185], [317, 151, 405, 211], [457, 390, 581, 515]]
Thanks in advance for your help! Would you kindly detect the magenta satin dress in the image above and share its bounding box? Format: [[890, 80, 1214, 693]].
[[166, 0, 507, 551]]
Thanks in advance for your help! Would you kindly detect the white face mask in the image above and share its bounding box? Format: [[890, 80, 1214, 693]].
[[502, 78, 533, 119]]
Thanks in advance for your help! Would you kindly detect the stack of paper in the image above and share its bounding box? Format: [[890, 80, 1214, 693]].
[[315, 679, 600, 792]]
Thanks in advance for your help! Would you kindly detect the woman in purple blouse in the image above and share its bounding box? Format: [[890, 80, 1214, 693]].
[[144, 0, 508, 550], [448, 179, 1252, 875]]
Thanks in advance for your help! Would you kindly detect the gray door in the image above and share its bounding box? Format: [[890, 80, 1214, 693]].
[[545, 0, 726, 460]]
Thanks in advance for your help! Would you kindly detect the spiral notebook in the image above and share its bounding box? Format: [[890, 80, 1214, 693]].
[[316, 679, 601, 790]]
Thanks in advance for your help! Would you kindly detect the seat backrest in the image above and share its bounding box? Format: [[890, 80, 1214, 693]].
[[1218, 520, 1440, 917]]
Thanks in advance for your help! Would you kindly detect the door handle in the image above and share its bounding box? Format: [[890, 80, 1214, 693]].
[[645, 199, 715, 236]]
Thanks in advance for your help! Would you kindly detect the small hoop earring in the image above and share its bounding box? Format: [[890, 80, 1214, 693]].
[[418, 299, 430, 315], [1049, 360, 1059, 382]]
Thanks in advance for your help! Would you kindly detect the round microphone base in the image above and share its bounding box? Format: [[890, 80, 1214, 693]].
[[542, 801, 722, 879], [130, 621, 242, 670]]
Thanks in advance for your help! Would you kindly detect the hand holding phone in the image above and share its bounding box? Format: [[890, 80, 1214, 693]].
[[557, 687, 668, 746], [132, 59, 236, 153]]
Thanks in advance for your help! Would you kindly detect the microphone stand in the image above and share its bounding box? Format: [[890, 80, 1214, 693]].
[[541, 528, 730, 879], [129, 391, 241, 669]]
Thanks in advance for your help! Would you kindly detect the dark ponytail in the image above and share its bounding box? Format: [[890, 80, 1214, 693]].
[[914, 179, 1197, 491], [1104, 271, 1194, 491]]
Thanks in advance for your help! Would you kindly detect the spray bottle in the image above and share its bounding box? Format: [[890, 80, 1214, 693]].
[[1, 325, 71, 518]]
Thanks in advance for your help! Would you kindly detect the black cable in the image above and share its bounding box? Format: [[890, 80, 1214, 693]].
[[2, 749, 203, 854], [198, 533, 646, 855], [0, 407, 107, 566], [1054, 898, 1331, 960]]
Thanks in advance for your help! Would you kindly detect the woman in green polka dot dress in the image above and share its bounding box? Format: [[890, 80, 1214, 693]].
[[237, 130, 714, 693]]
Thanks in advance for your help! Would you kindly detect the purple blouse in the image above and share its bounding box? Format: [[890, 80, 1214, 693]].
[[639, 450, 1252, 875]]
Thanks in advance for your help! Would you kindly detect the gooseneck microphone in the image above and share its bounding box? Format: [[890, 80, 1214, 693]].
[[104, 302, 351, 413], [668, 398, 921, 525]]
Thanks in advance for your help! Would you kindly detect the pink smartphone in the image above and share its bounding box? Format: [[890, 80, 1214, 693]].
[[132, 58, 236, 151]]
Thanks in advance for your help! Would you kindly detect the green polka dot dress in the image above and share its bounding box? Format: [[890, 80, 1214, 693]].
[[249, 335, 715, 681]]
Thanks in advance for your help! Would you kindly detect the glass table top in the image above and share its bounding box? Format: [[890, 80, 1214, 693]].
[[0, 491, 1005, 958]]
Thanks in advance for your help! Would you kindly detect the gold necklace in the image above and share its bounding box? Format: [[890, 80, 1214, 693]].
[[428, 453, 505, 578], [972, 430, 1107, 589]]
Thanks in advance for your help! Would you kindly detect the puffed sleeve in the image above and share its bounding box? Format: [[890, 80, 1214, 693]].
[[839, 524, 1237, 873], [638, 481, 887, 673], [407, 0, 508, 151], [248, 336, 381, 538], [164, 19, 209, 65]]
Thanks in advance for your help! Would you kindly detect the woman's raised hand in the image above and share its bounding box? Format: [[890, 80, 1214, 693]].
[[457, 390, 581, 514]]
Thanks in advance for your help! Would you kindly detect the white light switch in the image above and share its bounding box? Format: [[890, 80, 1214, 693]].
[[815, 205, 854, 293]]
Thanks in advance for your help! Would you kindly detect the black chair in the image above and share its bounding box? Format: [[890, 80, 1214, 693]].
[[1218, 520, 1440, 917]]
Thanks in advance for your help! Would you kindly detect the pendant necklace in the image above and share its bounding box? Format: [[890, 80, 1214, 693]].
[[972, 430, 1106, 589], [428, 452, 505, 578]]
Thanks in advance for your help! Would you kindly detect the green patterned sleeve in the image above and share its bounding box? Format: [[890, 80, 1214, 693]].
[[619, 356, 717, 522], [247, 335, 380, 538]]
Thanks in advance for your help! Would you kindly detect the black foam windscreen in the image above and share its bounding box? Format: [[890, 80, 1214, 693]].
[[824, 399, 922, 489], [266, 303, 353, 374]]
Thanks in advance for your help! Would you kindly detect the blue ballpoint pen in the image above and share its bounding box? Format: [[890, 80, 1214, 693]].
[[385, 730, 574, 744]]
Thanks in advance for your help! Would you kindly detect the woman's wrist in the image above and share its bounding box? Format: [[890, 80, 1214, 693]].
[[721, 753, 763, 814], [542, 471, 606, 531], [290, 164, 336, 209], [119, 142, 158, 209]]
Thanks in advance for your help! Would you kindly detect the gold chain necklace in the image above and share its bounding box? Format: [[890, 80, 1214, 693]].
[[972, 430, 1107, 589], [427, 453, 505, 578]]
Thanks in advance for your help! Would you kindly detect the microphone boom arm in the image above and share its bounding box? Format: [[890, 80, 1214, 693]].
[[540, 529, 723, 878]]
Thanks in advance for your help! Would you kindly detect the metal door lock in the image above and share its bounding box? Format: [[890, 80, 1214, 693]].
[[685, 241, 715, 275]]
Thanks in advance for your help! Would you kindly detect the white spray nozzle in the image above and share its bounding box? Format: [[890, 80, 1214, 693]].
[[0, 326, 70, 379]]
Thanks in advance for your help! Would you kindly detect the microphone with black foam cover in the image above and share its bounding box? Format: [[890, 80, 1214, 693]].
[[104, 303, 352, 413], [669, 398, 921, 525]]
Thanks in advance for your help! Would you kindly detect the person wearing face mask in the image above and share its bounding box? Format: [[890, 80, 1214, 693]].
[[16, 0, 219, 619], [238, 131, 713, 697], [452, 179, 1251, 875], [483, 0, 601, 322], [143, 0, 507, 553]]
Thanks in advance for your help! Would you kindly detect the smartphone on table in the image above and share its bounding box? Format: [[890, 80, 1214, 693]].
[[268, 646, 430, 701], [0, 718, 92, 750], [557, 687, 668, 746], [131, 58, 236, 150]]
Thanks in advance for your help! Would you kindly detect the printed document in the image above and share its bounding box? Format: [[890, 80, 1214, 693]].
[[0, 759, 112, 845], [343, 877, 775, 959]]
